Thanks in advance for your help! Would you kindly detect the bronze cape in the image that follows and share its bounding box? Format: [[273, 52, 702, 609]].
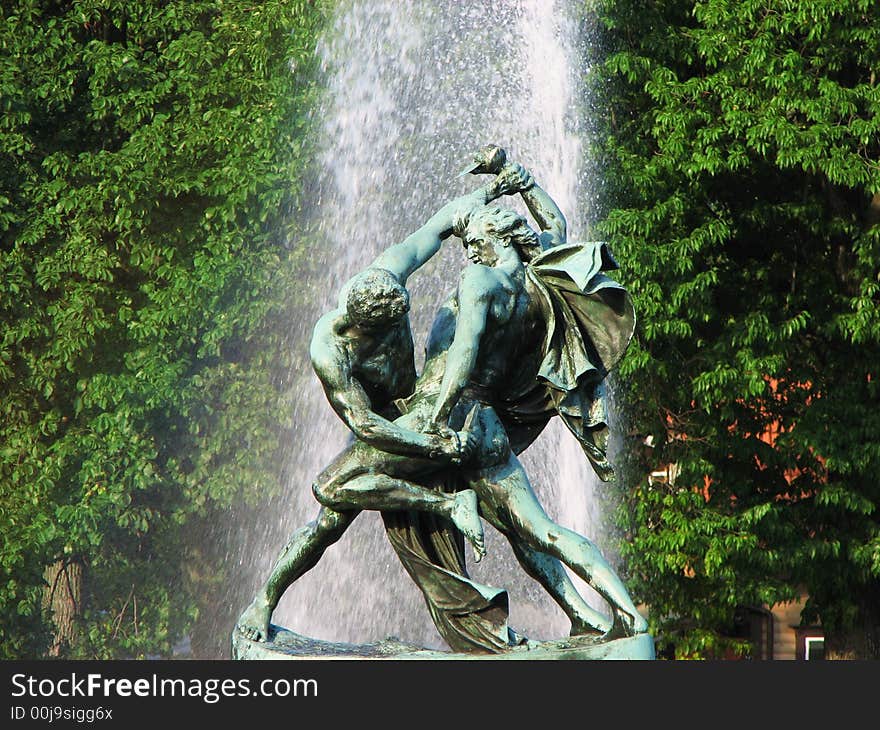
[[383, 242, 636, 652]]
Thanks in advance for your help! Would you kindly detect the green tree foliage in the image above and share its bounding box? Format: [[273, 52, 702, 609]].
[[0, 0, 326, 658], [594, 0, 880, 658]]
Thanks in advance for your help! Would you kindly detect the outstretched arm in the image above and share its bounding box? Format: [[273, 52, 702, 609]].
[[370, 177, 509, 285], [312, 348, 462, 461]]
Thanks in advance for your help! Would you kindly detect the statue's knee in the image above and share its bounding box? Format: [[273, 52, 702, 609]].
[[314, 507, 348, 537], [311, 478, 336, 507]]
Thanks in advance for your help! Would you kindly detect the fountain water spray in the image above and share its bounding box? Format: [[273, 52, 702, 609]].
[[218, 0, 612, 652]]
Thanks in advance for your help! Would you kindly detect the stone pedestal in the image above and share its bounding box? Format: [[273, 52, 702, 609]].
[[232, 625, 655, 660]]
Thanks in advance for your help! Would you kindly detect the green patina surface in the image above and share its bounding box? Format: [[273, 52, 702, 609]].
[[235, 146, 652, 658]]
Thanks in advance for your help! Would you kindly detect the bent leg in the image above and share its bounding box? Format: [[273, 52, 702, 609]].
[[311, 435, 486, 558], [315, 472, 485, 561], [236, 506, 357, 642], [471, 454, 647, 636], [318, 470, 453, 512]]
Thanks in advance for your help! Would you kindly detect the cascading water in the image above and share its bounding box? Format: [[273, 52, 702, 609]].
[[213, 0, 617, 654]]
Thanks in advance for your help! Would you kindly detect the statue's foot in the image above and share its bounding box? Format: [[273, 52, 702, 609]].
[[569, 613, 611, 637], [508, 627, 529, 646], [450, 489, 486, 562], [628, 609, 649, 635], [236, 598, 272, 643], [602, 607, 648, 640]]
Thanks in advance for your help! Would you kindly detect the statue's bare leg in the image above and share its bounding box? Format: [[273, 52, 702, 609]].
[[315, 473, 485, 561], [507, 540, 612, 635], [236, 506, 357, 642], [312, 443, 486, 561], [469, 454, 647, 636]]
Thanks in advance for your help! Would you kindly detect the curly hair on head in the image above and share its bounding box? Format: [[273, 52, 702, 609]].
[[345, 268, 410, 327], [453, 205, 541, 262]]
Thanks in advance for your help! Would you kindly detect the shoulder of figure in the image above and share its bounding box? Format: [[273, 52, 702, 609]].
[[310, 313, 349, 375], [459, 263, 499, 285], [311, 309, 343, 342], [459, 264, 505, 298]]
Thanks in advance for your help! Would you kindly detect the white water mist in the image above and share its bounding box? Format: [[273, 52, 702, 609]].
[[229, 0, 611, 650]]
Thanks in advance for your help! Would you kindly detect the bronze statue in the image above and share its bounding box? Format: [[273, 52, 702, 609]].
[[236, 146, 648, 656]]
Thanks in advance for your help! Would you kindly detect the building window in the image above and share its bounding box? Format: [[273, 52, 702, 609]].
[[795, 627, 825, 660], [805, 636, 825, 660]]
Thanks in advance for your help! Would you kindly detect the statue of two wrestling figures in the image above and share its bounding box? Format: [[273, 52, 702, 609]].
[[233, 145, 654, 660]]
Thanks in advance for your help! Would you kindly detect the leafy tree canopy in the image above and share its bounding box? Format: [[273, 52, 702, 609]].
[[0, 0, 326, 658], [594, 0, 880, 658]]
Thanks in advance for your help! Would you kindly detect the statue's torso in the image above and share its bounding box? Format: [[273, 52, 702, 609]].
[[350, 317, 416, 410], [471, 276, 528, 389], [424, 270, 544, 397], [312, 310, 416, 416]]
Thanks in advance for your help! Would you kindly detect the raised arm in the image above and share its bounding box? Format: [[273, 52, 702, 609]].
[[487, 161, 567, 249], [460, 144, 568, 249], [370, 181, 499, 285], [520, 179, 567, 249]]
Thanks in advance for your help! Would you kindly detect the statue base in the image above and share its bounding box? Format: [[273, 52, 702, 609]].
[[231, 625, 655, 660]]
